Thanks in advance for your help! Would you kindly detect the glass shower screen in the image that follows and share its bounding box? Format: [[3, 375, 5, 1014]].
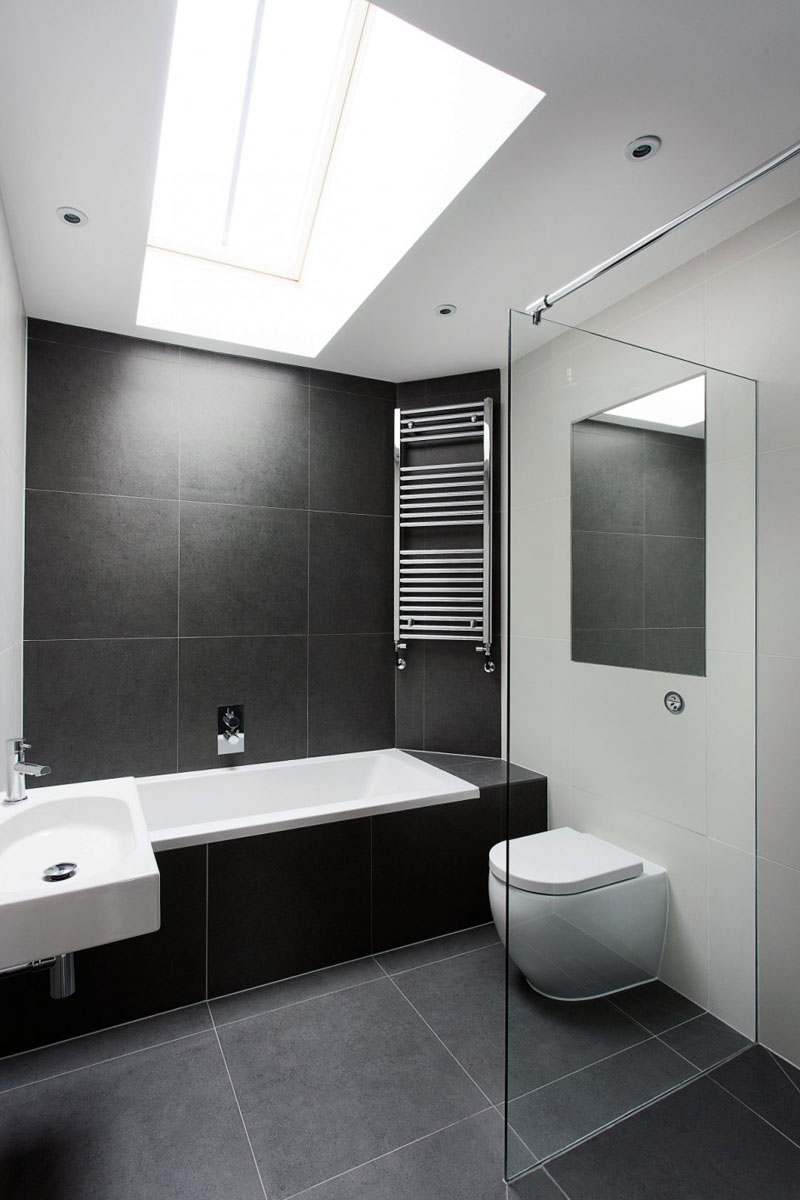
[[503, 309, 756, 1182]]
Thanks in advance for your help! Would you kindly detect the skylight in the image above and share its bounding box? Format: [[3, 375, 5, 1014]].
[[137, 0, 545, 357], [605, 375, 706, 430]]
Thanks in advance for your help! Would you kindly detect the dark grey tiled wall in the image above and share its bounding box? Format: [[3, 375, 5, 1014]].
[[395, 371, 502, 757], [571, 419, 705, 675], [24, 320, 396, 783]]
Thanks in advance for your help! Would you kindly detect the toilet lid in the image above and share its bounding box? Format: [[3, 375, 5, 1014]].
[[489, 827, 643, 895]]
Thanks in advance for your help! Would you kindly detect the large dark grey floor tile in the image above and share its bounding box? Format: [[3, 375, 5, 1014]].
[[375, 924, 499, 976], [0, 1034, 265, 1200], [218, 977, 486, 1199], [26, 339, 180, 499], [711, 1046, 800, 1147], [308, 634, 394, 755], [309, 511, 393, 635], [509, 1167, 569, 1198], [25, 491, 179, 639], [0, 1004, 211, 1095], [178, 634, 307, 771], [292, 1109, 515, 1200], [24, 638, 178, 785], [608, 978, 705, 1034], [659, 1012, 751, 1069], [208, 819, 371, 996], [774, 1052, 800, 1092], [211, 957, 382, 1027], [507, 1037, 696, 1161], [179, 364, 308, 508], [392, 945, 645, 1103], [179, 501, 308, 636], [548, 1075, 800, 1200], [310, 388, 394, 516]]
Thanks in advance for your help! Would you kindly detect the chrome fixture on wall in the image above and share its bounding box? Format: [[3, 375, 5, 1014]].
[[4, 738, 51, 804], [218, 705, 245, 755], [393, 398, 494, 672]]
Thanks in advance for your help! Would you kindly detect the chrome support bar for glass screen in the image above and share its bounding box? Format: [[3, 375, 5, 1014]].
[[394, 399, 493, 667], [527, 136, 800, 323]]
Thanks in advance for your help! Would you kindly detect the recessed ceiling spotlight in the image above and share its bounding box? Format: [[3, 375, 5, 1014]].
[[436, 303, 458, 316], [56, 207, 88, 227], [625, 135, 661, 162]]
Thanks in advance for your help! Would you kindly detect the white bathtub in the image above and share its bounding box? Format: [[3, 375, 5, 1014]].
[[137, 748, 480, 851]]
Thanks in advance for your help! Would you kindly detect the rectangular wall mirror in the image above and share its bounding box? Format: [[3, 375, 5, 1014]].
[[571, 375, 706, 675]]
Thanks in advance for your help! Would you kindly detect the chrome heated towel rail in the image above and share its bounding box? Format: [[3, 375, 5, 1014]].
[[393, 398, 494, 671]]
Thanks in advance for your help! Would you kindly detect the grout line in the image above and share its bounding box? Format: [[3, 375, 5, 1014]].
[[541, 1166, 574, 1200], [0, 1027, 212, 1098], [768, 1049, 800, 1097], [382, 937, 502, 978], [211, 971, 385, 1032], [708, 1068, 800, 1154], [211, 1022, 270, 1200], [504, 1032, 656, 1109], [376, 958, 496, 1108], [281, 1107, 497, 1199], [25, 485, 391, 521]]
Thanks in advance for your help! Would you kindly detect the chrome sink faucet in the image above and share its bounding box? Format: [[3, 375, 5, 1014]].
[[4, 738, 51, 804]]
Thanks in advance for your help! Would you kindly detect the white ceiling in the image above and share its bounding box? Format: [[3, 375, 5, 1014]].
[[1, 0, 799, 382]]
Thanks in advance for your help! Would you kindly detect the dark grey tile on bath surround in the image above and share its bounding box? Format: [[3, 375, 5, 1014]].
[[24, 491, 179, 640], [0, 1033, 265, 1200], [217, 976, 486, 1199], [571, 530, 644, 633], [179, 501, 308, 636], [179, 363, 309, 508], [643, 534, 705, 630], [207, 818, 371, 996], [307, 633, 395, 756], [309, 510, 393, 635], [371, 793, 502, 952], [24, 638, 178, 786], [547, 1075, 800, 1200], [0, 846, 206, 1058], [177, 634, 307, 772], [309, 386, 395, 516], [571, 424, 645, 535], [659, 1011, 751, 1070], [26, 338, 180, 499], [506, 1036, 696, 1162], [298, 1108, 517, 1200], [422, 640, 501, 758]]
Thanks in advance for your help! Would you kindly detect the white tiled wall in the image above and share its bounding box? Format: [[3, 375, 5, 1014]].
[[0, 191, 26, 769], [508, 194, 800, 1062]]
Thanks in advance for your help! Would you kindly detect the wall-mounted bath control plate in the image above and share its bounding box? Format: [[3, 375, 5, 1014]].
[[218, 705, 245, 755], [664, 691, 685, 715]]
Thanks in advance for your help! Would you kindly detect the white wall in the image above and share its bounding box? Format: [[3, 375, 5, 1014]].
[[0, 189, 26, 777], [507, 194, 800, 1062]]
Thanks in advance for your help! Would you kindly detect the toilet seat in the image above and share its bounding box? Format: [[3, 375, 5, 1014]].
[[489, 827, 644, 895]]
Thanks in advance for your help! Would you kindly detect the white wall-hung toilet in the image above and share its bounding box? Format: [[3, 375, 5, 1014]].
[[489, 827, 669, 1001]]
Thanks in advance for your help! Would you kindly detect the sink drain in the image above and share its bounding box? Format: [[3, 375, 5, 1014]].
[[43, 862, 78, 882]]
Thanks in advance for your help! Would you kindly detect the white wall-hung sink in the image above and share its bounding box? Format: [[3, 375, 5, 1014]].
[[0, 777, 159, 970]]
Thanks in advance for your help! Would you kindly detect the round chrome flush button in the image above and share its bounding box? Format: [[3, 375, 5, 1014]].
[[664, 691, 685, 715], [43, 862, 78, 882]]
